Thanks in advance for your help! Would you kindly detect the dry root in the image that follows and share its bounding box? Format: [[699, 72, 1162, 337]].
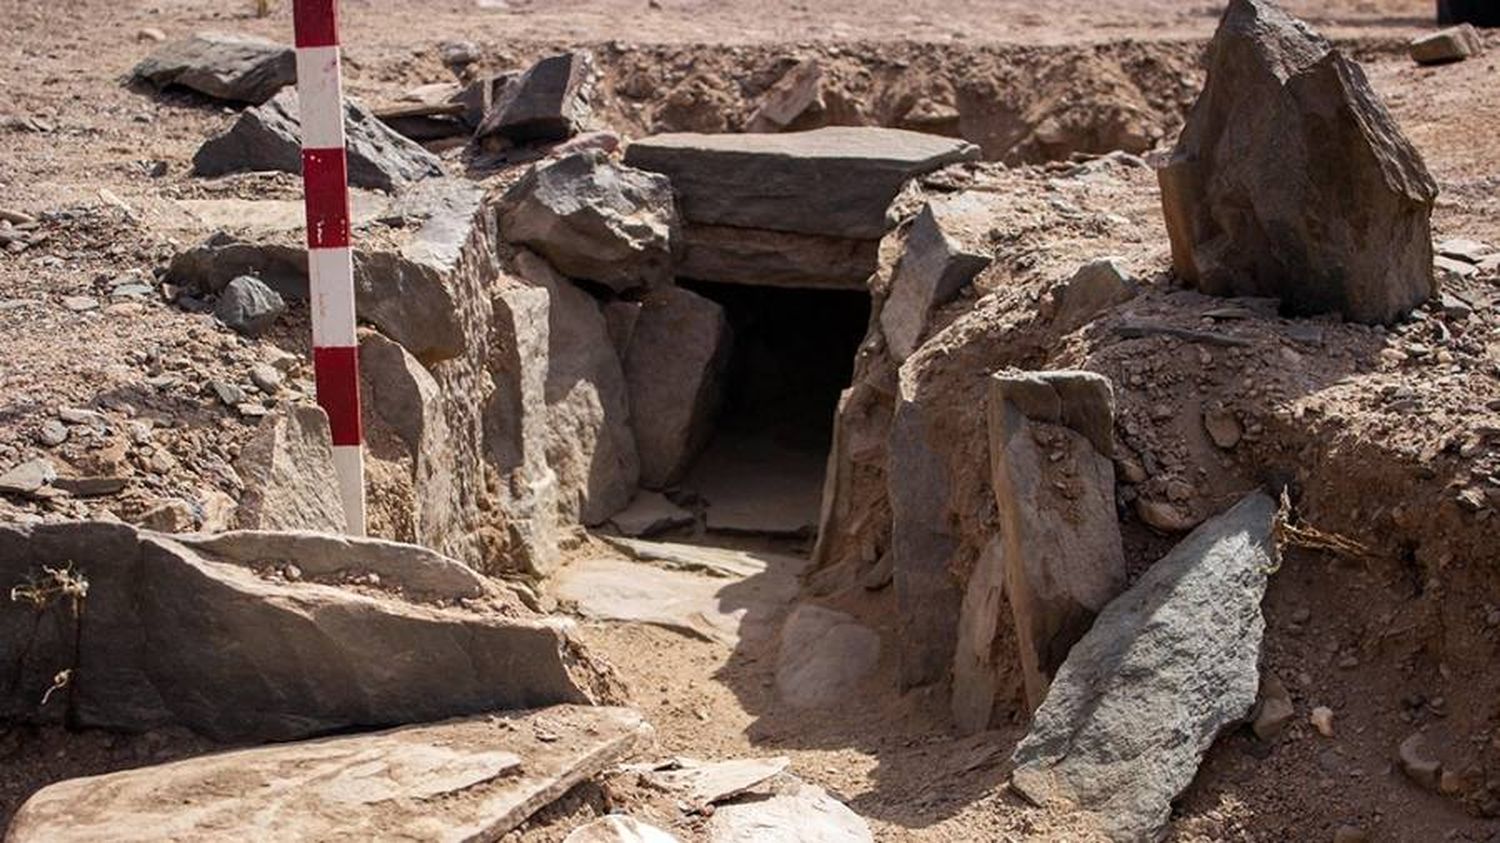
[[10, 563, 89, 613], [1272, 488, 1374, 568]]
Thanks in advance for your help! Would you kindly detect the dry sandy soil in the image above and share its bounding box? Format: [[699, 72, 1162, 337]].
[[2, 1, 1500, 841]]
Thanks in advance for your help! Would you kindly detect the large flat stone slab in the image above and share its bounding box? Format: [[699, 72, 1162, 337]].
[[624, 127, 980, 240], [131, 32, 294, 104], [7, 706, 651, 843], [1009, 492, 1277, 841], [0, 522, 615, 742]]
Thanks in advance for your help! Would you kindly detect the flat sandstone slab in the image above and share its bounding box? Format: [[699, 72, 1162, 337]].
[[623, 127, 979, 239], [7, 706, 652, 843]]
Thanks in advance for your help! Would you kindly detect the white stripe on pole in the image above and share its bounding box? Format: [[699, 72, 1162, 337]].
[[308, 247, 358, 348]]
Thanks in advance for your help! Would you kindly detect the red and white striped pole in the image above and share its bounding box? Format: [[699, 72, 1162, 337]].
[[293, 0, 365, 535]]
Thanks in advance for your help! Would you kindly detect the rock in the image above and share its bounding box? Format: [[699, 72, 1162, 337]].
[[1436, 237, 1492, 263], [61, 295, 99, 312], [359, 331, 439, 451], [476, 52, 596, 146], [707, 778, 872, 843], [1398, 733, 1442, 790], [499, 152, 678, 292], [624, 127, 981, 240], [0, 459, 56, 496], [1054, 258, 1139, 332], [603, 301, 642, 360], [954, 371, 1124, 729], [53, 476, 129, 498], [553, 553, 801, 647], [1157, 0, 1438, 324], [1252, 673, 1295, 741], [137, 499, 196, 532], [676, 224, 878, 290], [623, 286, 732, 489], [566, 816, 682, 843], [746, 58, 825, 133], [0, 521, 616, 740], [437, 39, 482, 70], [610, 491, 695, 537], [644, 756, 791, 806], [1203, 405, 1243, 449], [35, 420, 68, 447], [212, 380, 247, 406], [1310, 705, 1335, 737], [214, 275, 285, 337], [1332, 826, 1369, 843], [233, 404, 348, 533], [135, 27, 166, 43], [1409, 25, 1482, 65], [249, 363, 283, 394], [515, 251, 640, 526], [1010, 492, 1277, 842], [1136, 497, 1200, 533], [775, 604, 881, 709], [880, 198, 993, 361], [8, 706, 649, 842], [194, 89, 444, 192], [131, 32, 294, 104]]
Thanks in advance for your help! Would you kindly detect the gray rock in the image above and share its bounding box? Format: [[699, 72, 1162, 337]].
[[953, 371, 1125, 731], [676, 224, 877, 290], [131, 32, 294, 104], [1054, 258, 1139, 332], [0, 520, 615, 741], [775, 604, 881, 709], [233, 404, 348, 533], [214, 275, 285, 337], [193, 89, 444, 191], [0, 459, 56, 496], [610, 491, 695, 537], [1436, 237, 1493, 263], [707, 778, 872, 843], [624, 127, 981, 239], [880, 198, 993, 361], [623, 286, 732, 489], [1010, 492, 1278, 842], [360, 331, 440, 452], [52, 476, 129, 498], [137, 499, 196, 532], [8, 706, 649, 843], [566, 816, 682, 843], [35, 420, 68, 447], [1409, 24, 1482, 65], [515, 251, 641, 525], [1157, 0, 1438, 324], [61, 295, 100, 312], [476, 52, 596, 146], [642, 757, 790, 807], [249, 363, 282, 394], [499, 152, 678, 292], [745, 58, 825, 133]]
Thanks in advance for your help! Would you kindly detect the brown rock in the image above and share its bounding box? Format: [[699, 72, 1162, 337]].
[[1409, 25, 1483, 66], [233, 404, 348, 533], [746, 58, 825, 133], [1158, 0, 1438, 324]]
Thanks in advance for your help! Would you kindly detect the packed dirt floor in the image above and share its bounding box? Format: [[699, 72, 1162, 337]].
[[3, 0, 1500, 841]]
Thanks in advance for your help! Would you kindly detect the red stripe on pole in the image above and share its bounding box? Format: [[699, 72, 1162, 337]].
[[313, 346, 363, 446], [301, 148, 351, 249], [293, 0, 339, 48]]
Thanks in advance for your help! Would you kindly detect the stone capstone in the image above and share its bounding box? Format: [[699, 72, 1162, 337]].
[[953, 371, 1126, 732], [1010, 492, 1278, 841], [131, 32, 294, 104], [499, 152, 679, 292], [0, 521, 618, 742], [623, 286, 732, 489], [7, 706, 650, 843], [193, 89, 444, 191], [1157, 0, 1438, 324]]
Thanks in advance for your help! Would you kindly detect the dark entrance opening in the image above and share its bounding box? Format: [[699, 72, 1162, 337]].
[[677, 280, 870, 537]]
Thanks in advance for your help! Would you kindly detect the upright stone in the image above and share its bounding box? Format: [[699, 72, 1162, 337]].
[[477, 53, 595, 146], [498, 152, 679, 292], [1157, 0, 1438, 324], [514, 251, 641, 526], [745, 58, 826, 133], [194, 90, 444, 191], [234, 404, 348, 533], [624, 127, 981, 239], [953, 371, 1126, 732], [879, 197, 993, 361], [1010, 492, 1278, 841], [623, 286, 732, 489], [131, 32, 295, 104]]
